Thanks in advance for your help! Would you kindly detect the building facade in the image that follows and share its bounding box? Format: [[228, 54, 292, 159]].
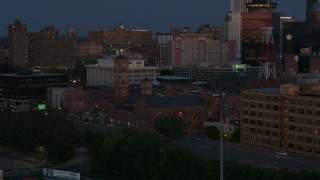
[[241, 85, 320, 157], [174, 65, 261, 81], [241, 0, 280, 66], [168, 34, 236, 67], [88, 24, 153, 48], [230, 0, 252, 13], [224, 11, 242, 59], [8, 19, 29, 69], [0, 71, 68, 111], [86, 54, 158, 86]]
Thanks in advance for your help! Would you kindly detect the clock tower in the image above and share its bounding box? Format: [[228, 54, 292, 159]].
[[113, 54, 129, 104]]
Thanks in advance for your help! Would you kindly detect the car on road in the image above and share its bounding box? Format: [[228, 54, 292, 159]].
[[276, 151, 287, 156]]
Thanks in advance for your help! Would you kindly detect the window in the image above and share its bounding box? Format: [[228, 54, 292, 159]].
[[265, 104, 271, 110], [242, 101, 248, 107], [242, 118, 248, 124], [265, 96, 271, 101], [250, 102, 256, 108], [273, 97, 279, 102], [306, 100, 313, 106], [297, 117, 304, 123], [298, 108, 304, 114], [306, 109, 312, 115], [297, 135, 303, 141], [250, 119, 255, 125], [257, 95, 263, 100], [257, 129, 263, 134], [316, 101, 320, 107], [265, 113, 271, 119], [272, 131, 278, 137], [273, 105, 279, 111], [265, 130, 271, 135], [305, 137, 312, 143], [258, 103, 263, 109], [305, 128, 313, 134], [289, 98, 295, 104], [257, 120, 263, 126], [242, 110, 248, 115], [289, 107, 295, 113], [288, 134, 295, 140], [297, 126, 304, 132], [250, 111, 256, 116], [297, 99, 304, 105], [306, 118, 312, 124], [250, 128, 255, 133], [249, 94, 255, 100], [289, 125, 295, 131]]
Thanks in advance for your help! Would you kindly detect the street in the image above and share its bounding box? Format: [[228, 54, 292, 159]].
[[178, 139, 320, 173]]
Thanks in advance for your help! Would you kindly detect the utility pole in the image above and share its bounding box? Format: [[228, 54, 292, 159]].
[[220, 92, 225, 180]]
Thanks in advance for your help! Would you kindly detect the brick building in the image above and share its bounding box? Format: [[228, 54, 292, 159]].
[[88, 24, 153, 48], [241, 85, 320, 157]]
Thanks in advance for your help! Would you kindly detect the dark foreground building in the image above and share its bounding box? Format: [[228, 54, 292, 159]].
[[0, 71, 68, 111]]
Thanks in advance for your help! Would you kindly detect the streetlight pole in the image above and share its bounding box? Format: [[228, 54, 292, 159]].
[[220, 92, 225, 180]]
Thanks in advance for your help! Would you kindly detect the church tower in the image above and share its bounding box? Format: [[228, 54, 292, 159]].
[[113, 54, 129, 104]]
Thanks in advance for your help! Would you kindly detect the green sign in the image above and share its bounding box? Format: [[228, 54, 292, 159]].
[[233, 64, 246, 69], [38, 104, 46, 110]]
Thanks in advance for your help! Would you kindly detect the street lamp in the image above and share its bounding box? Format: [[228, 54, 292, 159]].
[[219, 92, 226, 180]]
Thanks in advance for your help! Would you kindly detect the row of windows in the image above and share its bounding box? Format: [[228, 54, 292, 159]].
[[241, 135, 279, 146], [242, 94, 279, 102], [288, 144, 320, 153], [243, 94, 320, 107], [242, 118, 279, 128], [242, 127, 279, 136], [242, 110, 280, 119]]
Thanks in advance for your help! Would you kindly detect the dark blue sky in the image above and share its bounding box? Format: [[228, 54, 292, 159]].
[[0, 0, 305, 37]]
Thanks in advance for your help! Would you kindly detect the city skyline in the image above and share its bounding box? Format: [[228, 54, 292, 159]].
[[0, 0, 305, 36]]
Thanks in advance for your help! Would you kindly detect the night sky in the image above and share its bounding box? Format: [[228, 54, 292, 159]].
[[0, 0, 305, 36]]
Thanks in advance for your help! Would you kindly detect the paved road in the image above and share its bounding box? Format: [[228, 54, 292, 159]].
[[178, 139, 320, 173]]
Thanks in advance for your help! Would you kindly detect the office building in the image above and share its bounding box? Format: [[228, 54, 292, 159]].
[[241, 0, 280, 66], [241, 84, 320, 157], [224, 11, 242, 59], [283, 22, 320, 58], [0, 71, 68, 111]]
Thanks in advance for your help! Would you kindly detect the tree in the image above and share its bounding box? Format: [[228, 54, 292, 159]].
[[203, 126, 220, 140], [154, 115, 187, 140]]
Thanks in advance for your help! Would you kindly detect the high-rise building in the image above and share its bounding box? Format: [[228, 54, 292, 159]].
[[167, 34, 236, 67], [241, 0, 280, 66], [230, 0, 252, 13], [8, 19, 29, 69], [306, 0, 319, 22], [224, 11, 242, 59], [28, 26, 77, 69]]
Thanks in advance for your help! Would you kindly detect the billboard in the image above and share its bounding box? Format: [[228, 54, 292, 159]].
[[43, 169, 80, 180]]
